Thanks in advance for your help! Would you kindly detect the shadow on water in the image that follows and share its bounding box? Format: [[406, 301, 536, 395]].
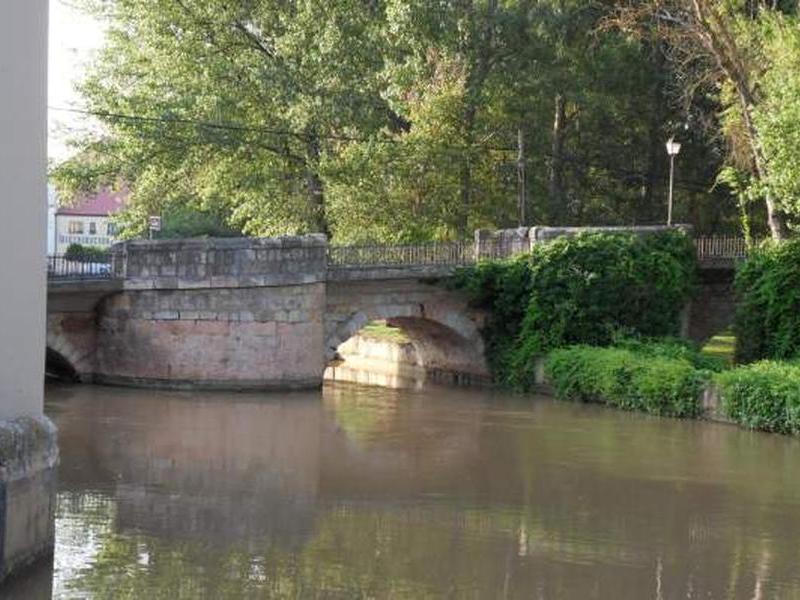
[[14, 381, 800, 598]]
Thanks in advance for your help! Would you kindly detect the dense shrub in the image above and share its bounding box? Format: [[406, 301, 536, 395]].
[[715, 361, 800, 434], [64, 243, 109, 262], [612, 336, 726, 373], [546, 345, 708, 418], [734, 239, 800, 363], [451, 230, 697, 388]]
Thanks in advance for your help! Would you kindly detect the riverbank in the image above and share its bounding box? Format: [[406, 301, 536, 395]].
[[330, 328, 800, 437], [528, 355, 735, 425]]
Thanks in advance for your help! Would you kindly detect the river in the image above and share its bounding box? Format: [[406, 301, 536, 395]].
[[7, 382, 800, 599]]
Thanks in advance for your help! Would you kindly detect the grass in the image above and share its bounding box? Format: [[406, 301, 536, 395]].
[[359, 321, 411, 344], [701, 330, 736, 366]]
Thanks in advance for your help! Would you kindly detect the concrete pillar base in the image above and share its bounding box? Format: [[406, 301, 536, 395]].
[[0, 416, 58, 583]]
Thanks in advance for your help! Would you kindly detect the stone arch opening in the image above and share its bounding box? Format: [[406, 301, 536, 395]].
[[325, 312, 490, 388], [45, 347, 80, 382]]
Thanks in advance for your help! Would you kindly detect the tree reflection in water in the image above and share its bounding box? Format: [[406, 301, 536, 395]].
[[17, 382, 800, 599]]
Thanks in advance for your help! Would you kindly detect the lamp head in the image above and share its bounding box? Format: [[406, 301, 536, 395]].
[[666, 136, 682, 157]]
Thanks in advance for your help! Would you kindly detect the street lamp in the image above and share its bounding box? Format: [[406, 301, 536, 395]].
[[665, 136, 682, 226]]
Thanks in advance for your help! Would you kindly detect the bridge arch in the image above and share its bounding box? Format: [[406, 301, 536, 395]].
[[46, 315, 97, 382], [325, 278, 489, 384], [45, 347, 80, 382]]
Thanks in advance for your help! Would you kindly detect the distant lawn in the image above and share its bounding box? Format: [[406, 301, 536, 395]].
[[701, 330, 736, 366], [359, 321, 411, 344]]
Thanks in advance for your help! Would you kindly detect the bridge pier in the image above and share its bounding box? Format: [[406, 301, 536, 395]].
[[93, 237, 328, 390]]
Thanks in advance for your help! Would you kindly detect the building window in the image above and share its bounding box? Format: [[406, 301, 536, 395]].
[[89, 222, 97, 235], [107, 222, 117, 236], [68, 221, 83, 234]]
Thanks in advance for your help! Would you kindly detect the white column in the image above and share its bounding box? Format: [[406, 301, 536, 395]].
[[0, 1, 48, 419]]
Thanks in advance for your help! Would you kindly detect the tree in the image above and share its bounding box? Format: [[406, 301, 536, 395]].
[[54, 0, 393, 237], [606, 0, 797, 240], [751, 13, 800, 226], [54, 0, 748, 241]]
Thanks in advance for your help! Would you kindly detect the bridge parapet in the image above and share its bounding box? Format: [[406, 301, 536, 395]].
[[51, 228, 752, 288], [112, 235, 328, 290], [327, 240, 475, 281]]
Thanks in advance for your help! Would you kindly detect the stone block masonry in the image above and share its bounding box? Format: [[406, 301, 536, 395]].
[[96, 236, 328, 390], [0, 417, 58, 580]]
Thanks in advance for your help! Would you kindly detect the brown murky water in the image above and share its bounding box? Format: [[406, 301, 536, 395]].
[[9, 382, 800, 598]]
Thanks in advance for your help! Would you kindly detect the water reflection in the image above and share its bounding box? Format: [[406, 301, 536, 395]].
[[18, 383, 800, 597]]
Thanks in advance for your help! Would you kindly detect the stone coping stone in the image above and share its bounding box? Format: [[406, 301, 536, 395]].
[[0, 415, 58, 584], [113, 235, 329, 290], [112, 234, 328, 252]]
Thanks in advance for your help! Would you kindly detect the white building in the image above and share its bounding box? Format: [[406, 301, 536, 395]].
[[52, 187, 127, 254]]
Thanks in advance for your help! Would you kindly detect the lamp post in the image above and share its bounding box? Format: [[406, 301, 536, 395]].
[[665, 136, 682, 226]]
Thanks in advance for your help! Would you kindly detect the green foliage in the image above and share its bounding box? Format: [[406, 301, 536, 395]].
[[451, 231, 697, 388], [64, 243, 109, 262], [359, 322, 411, 344], [716, 361, 800, 434], [700, 331, 736, 367], [511, 231, 697, 388], [449, 253, 533, 380], [52, 0, 744, 242], [158, 204, 241, 239], [546, 345, 707, 418], [613, 336, 726, 373], [751, 13, 800, 226], [734, 238, 800, 363]]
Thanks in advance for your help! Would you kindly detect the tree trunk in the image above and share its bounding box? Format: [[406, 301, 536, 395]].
[[643, 44, 666, 224], [691, 0, 787, 239], [458, 126, 473, 237], [304, 132, 329, 237], [517, 127, 527, 226], [735, 87, 787, 240], [548, 93, 566, 223], [457, 0, 497, 238]]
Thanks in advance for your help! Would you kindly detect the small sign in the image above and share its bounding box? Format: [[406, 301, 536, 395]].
[[148, 216, 162, 231]]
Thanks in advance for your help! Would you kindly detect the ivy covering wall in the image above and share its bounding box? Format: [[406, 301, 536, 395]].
[[450, 230, 698, 389], [734, 239, 800, 363]]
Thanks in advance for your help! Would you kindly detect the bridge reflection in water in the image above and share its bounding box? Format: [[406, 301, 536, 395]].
[[4, 382, 799, 598]]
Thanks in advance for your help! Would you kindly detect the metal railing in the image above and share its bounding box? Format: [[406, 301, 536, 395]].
[[328, 241, 476, 268], [47, 254, 112, 280], [694, 236, 751, 261], [328, 236, 756, 269], [46, 235, 756, 280]]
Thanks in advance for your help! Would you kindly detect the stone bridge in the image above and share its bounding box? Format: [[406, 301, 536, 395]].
[[47, 235, 491, 388], [46, 227, 740, 389]]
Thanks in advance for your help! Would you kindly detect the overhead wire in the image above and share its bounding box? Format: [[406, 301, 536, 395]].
[[49, 104, 718, 194]]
